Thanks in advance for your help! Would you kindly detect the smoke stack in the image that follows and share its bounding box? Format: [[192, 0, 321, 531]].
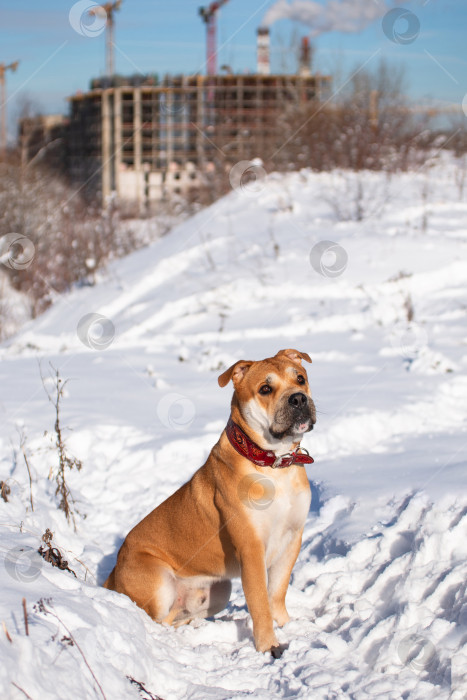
[[257, 27, 270, 75], [299, 36, 311, 76]]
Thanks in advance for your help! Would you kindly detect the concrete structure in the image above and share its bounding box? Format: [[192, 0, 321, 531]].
[[67, 71, 331, 206]]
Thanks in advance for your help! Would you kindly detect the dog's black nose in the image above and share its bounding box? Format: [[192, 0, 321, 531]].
[[288, 392, 307, 408]]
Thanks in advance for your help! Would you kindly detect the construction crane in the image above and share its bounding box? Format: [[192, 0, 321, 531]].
[[0, 60, 19, 158], [89, 0, 122, 78], [199, 1, 229, 76]]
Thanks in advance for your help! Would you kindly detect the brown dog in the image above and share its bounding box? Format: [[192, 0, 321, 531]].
[[104, 348, 316, 657]]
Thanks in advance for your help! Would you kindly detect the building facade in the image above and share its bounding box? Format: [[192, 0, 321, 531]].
[[67, 72, 331, 205]]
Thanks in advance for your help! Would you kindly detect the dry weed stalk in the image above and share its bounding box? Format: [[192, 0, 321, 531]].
[[22, 598, 29, 636], [19, 430, 34, 511], [42, 365, 82, 528], [34, 598, 106, 700]]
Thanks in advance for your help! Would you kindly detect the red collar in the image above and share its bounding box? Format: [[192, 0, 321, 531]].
[[225, 417, 314, 469]]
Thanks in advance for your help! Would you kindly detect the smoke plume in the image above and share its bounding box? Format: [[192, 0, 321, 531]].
[[262, 0, 410, 36]]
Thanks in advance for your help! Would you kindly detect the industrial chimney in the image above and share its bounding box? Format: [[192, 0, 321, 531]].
[[257, 27, 270, 75], [299, 36, 311, 77]]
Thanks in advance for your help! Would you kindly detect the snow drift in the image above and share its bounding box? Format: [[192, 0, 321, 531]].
[[1, 159, 467, 698]]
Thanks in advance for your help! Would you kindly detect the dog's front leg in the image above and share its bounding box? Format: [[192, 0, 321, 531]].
[[236, 539, 282, 656], [267, 531, 303, 627]]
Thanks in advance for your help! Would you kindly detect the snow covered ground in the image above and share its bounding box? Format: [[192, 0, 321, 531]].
[[1, 157, 466, 699]]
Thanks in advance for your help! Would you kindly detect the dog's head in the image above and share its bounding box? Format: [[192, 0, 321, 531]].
[[218, 349, 316, 450]]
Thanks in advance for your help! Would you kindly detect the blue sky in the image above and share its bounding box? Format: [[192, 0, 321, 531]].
[[1, 0, 466, 132]]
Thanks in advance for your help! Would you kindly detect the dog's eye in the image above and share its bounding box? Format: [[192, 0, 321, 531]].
[[259, 384, 272, 395], [297, 375, 306, 385]]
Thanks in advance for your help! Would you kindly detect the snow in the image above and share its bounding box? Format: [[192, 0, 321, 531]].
[[1, 156, 467, 699], [0, 271, 32, 342]]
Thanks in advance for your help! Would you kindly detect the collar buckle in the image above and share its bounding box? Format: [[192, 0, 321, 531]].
[[272, 452, 295, 469], [295, 446, 310, 457]]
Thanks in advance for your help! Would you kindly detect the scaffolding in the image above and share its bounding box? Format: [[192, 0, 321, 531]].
[[67, 72, 332, 204]]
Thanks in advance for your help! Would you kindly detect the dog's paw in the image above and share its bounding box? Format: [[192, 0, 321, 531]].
[[255, 633, 280, 654], [272, 609, 290, 627], [270, 642, 288, 659]]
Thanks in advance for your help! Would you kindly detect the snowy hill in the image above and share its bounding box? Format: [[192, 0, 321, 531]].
[[1, 160, 467, 699]]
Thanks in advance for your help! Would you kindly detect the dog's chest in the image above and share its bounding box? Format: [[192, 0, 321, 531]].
[[246, 469, 311, 566]]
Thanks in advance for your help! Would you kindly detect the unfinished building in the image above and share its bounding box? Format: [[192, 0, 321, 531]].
[[67, 33, 331, 206]]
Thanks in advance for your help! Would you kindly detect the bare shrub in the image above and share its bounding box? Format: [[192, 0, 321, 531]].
[[275, 60, 431, 175], [0, 152, 143, 321], [42, 365, 82, 529], [0, 145, 200, 336]]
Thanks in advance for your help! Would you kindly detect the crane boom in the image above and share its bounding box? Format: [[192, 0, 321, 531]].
[[199, 0, 229, 76], [89, 0, 122, 78]]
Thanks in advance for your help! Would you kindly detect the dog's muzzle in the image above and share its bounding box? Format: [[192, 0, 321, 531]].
[[270, 392, 316, 439]]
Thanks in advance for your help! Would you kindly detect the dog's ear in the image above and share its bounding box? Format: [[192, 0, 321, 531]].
[[218, 360, 254, 388], [275, 349, 312, 366]]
